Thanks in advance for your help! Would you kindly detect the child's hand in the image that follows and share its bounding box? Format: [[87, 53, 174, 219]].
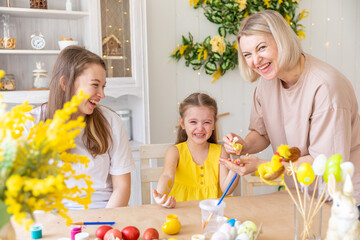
[[223, 133, 245, 155], [153, 190, 176, 208]]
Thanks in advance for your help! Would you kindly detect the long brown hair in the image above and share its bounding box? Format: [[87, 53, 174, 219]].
[[176, 92, 218, 144], [44, 45, 112, 157]]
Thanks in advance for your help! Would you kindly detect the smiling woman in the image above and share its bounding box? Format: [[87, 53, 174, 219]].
[[24, 46, 136, 210], [222, 10, 360, 205]]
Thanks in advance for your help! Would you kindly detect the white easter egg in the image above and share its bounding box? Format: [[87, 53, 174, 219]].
[[340, 162, 354, 182], [312, 154, 327, 175], [235, 233, 251, 240]]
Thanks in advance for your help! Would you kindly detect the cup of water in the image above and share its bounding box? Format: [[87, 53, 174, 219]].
[[199, 199, 226, 235]]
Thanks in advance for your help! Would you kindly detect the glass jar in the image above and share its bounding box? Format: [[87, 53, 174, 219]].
[[0, 74, 16, 91], [33, 62, 49, 89], [1, 15, 16, 49], [117, 109, 132, 140]]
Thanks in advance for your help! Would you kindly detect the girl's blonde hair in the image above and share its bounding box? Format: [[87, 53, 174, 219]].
[[176, 92, 218, 144], [237, 10, 303, 82], [44, 45, 112, 157]]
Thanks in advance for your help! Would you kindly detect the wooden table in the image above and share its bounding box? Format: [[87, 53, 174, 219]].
[[14, 190, 331, 239]]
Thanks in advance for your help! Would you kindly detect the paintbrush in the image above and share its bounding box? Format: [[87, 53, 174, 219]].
[[202, 173, 238, 230], [73, 221, 115, 225]]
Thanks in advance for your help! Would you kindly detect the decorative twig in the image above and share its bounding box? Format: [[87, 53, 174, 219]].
[[306, 175, 319, 224], [290, 161, 305, 217]]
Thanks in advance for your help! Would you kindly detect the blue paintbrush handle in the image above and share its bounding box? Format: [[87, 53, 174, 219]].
[[83, 222, 115, 225], [217, 173, 238, 205]]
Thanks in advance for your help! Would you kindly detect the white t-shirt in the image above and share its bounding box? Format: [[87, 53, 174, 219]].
[[26, 105, 136, 209]]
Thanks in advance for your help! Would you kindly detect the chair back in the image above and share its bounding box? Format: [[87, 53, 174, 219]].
[[140, 143, 173, 204]]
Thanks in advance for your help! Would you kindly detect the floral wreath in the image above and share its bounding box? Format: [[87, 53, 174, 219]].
[[171, 0, 309, 83]]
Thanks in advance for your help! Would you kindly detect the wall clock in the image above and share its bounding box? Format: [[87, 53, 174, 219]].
[[30, 33, 46, 50]]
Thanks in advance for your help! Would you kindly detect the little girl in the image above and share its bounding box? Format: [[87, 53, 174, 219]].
[[153, 92, 239, 208]]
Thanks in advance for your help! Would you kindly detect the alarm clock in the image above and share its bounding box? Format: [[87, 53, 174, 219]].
[[30, 33, 46, 50]]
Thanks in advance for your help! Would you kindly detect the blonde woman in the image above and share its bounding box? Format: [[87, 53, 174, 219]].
[[221, 10, 360, 204]]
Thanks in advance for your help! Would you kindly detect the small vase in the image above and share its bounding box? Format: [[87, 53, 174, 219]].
[[294, 202, 322, 240], [0, 221, 16, 240]]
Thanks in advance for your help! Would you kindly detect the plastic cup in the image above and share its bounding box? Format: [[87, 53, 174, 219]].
[[199, 199, 226, 234]]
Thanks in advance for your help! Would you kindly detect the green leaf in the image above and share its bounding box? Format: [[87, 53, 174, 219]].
[[190, 59, 202, 65], [218, 27, 226, 37], [185, 60, 190, 67], [211, 15, 223, 24], [205, 61, 217, 72], [212, 53, 221, 61], [189, 33, 193, 43], [203, 36, 211, 48], [225, 14, 234, 22], [193, 65, 202, 70], [182, 35, 189, 45]]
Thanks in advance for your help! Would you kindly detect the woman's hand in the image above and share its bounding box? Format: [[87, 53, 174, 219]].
[[219, 155, 264, 176], [223, 133, 246, 156], [153, 190, 176, 208]]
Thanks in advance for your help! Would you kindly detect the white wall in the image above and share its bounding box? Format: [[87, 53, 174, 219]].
[[146, 0, 360, 163]]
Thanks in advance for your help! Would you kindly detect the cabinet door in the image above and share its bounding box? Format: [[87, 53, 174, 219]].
[[100, 0, 148, 98]]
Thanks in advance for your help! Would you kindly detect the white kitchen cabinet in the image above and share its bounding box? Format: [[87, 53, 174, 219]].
[[0, 0, 149, 206]]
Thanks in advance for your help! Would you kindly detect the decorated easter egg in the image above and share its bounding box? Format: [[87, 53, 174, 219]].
[[323, 165, 342, 183], [340, 162, 354, 182], [326, 154, 343, 169], [296, 163, 315, 185], [312, 154, 327, 176]]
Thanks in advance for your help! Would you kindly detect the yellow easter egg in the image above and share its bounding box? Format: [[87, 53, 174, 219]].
[[296, 163, 315, 185]]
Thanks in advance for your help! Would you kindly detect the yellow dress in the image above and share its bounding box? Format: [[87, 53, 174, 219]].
[[168, 142, 223, 201]]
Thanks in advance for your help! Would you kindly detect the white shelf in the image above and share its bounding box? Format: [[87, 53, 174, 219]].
[[0, 49, 60, 54], [1, 90, 49, 104], [1, 85, 142, 104], [0, 7, 88, 19]]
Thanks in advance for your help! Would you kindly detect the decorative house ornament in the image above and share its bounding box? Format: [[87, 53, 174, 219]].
[[30, 0, 47, 9], [102, 34, 122, 56]]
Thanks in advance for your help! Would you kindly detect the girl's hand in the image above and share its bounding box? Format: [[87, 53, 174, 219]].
[[223, 133, 246, 155], [219, 155, 263, 176], [153, 190, 176, 208]]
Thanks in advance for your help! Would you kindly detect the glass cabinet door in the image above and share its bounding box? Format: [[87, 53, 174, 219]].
[[100, 0, 132, 78]]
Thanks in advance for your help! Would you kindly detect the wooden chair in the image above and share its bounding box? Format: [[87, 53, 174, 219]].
[[242, 174, 281, 196], [140, 143, 173, 204]]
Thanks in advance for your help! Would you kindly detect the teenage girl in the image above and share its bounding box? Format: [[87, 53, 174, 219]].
[[153, 92, 239, 208], [25, 46, 135, 209]]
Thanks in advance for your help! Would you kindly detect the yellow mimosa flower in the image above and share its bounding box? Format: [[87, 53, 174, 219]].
[[297, 30, 306, 40], [299, 9, 309, 20], [173, 46, 180, 55], [179, 45, 189, 56], [211, 67, 222, 83], [232, 42, 238, 51], [264, 0, 270, 8], [0, 91, 94, 229], [285, 14, 291, 25]]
